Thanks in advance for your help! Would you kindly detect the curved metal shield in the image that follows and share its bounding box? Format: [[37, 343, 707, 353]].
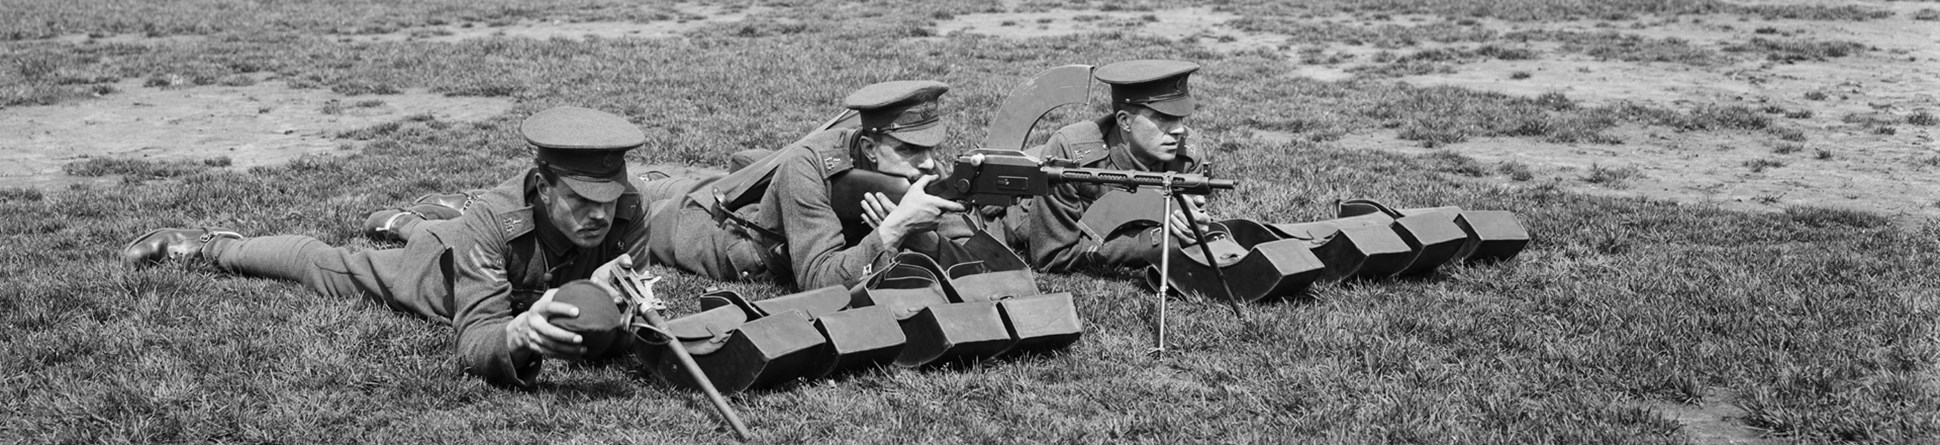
[[983, 65, 1094, 151]]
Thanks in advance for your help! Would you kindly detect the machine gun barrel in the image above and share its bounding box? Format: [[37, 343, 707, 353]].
[[1043, 167, 1236, 195]]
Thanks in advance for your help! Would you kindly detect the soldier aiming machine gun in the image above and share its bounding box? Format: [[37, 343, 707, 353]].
[[830, 148, 1243, 352], [824, 64, 1225, 219], [828, 64, 1249, 353]]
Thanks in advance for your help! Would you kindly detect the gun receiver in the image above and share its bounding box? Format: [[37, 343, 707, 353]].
[[929, 149, 1235, 207]]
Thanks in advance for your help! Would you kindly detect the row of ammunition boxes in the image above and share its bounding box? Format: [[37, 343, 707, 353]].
[[640, 251, 1083, 393]]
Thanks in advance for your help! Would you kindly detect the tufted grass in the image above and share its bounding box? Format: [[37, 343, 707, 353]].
[[2, 0, 1935, 443]]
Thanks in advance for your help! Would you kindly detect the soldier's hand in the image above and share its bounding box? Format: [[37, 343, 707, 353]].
[[861, 192, 895, 228], [1166, 194, 1211, 242], [876, 175, 965, 248], [506, 292, 586, 361], [589, 253, 635, 305]]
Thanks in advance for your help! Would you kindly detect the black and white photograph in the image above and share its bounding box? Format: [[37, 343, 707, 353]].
[[3, 0, 1936, 442]]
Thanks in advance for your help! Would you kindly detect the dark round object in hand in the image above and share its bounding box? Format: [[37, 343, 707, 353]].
[[550, 279, 626, 357]]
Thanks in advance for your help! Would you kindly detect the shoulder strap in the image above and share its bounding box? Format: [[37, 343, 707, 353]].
[[692, 129, 854, 213], [1172, 140, 1208, 174], [496, 207, 536, 239], [613, 192, 643, 223], [806, 130, 857, 179], [1037, 117, 1111, 166], [496, 212, 547, 311]]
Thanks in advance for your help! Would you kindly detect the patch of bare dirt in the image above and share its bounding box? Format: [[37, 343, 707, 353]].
[[0, 79, 513, 188], [29, 33, 208, 46], [1645, 388, 1781, 445], [341, 4, 765, 43], [949, 1, 1940, 222], [1376, 2, 1940, 221], [27, 4, 766, 45], [1395, 7, 1938, 109], [935, 7, 1278, 51], [1329, 125, 1940, 220]]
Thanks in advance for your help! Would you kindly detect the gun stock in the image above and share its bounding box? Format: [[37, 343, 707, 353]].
[[829, 169, 912, 226]]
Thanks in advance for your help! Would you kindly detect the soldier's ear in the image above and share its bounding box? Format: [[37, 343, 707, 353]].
[[1114, 109, 1134, 132], [532, 173, 554, 204], [856, 135, 881, 163]]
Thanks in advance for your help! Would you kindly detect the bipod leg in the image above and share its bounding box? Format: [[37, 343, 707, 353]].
[[1152, 190, 1171, 355], [1172, 192, 1246, 321]]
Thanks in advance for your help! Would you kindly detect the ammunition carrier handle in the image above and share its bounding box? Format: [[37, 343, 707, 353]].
[[1042, 167, 1235, 195]]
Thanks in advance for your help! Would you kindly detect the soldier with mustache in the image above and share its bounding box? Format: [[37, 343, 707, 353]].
[[121, 107, 649, 387]]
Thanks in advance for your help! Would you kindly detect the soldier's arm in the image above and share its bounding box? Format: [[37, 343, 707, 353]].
[[439, 213, 546, 387], [1061, 176, 1211, 269], [1006, 133, 1101, 273], [1087, 226, 1165, 269], [773, 156, 894, 290], [1024, 137, 1216, 272], [1013, 180, 1099, 273]]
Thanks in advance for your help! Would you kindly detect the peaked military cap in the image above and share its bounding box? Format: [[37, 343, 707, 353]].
[[845, 80, 950, 147], [521, 106, 646, 203], [1096, 60, 1200, 117]]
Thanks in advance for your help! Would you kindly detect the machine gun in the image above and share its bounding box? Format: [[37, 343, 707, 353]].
[[831, 149, 1234, 216], [828, 148, 1243, 352], [826, 64, 1245, 353], [927, 149, 1234, 206]]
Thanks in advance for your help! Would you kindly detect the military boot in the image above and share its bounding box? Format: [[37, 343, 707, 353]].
[[362, 192, 472, 241], [120, 228, 242, 268]]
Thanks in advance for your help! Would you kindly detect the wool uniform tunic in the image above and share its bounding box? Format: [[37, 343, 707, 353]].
[[644, 80, 955, 290], [211, 173, 650, 387], [198, 106, 651, 387], [991, 115, 1206, 273], [983, 59, 1210, 273], [646, 128, 898, 290]]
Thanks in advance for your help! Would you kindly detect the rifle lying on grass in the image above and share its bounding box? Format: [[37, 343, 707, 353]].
[[610, 267, 753, 442]]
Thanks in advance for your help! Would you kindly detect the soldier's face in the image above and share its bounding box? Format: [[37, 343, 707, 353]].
[[868, 136, 937, 180], [539, 180, 616, 249], [1120, 107, 1189, 166]]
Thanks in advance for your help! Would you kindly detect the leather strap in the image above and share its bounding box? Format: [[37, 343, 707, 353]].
[[705, 189, 786, 244]]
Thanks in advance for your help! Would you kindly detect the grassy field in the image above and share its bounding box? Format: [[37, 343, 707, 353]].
[[3, 0, 1937, 443]]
